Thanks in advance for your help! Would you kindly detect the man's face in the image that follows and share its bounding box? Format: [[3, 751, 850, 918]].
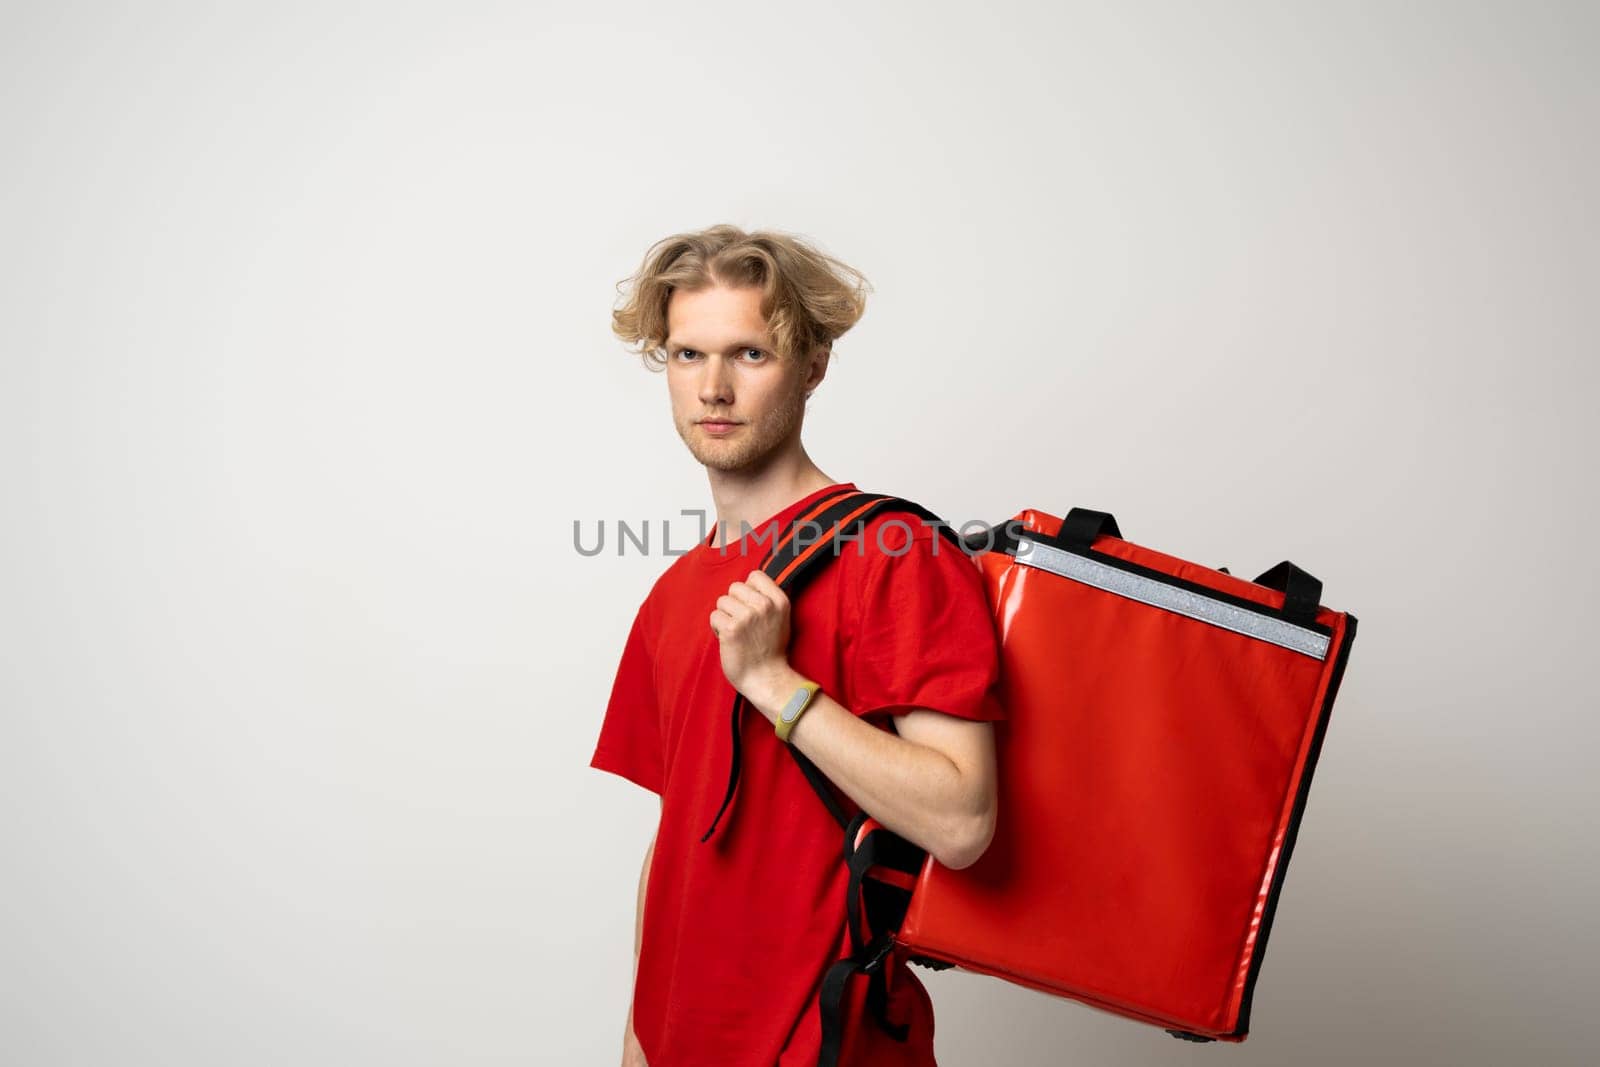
[[664, 282, 816, 473]]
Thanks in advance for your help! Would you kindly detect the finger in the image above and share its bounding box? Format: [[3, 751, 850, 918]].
[[741, 569, 789, 608], [709, 608, 733, 637], [725, 581, 771, 611], [743, 569, 788, 601], [715, 596, 750, 622]]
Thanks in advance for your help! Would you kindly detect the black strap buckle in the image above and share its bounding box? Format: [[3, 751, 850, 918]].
[[862, 935, 894, 974]]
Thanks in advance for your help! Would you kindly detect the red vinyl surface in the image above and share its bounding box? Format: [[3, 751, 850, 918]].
[[894, 508, 1353, 1039]]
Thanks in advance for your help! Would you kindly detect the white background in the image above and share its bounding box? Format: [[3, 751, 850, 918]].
[[3, 2, 1595, 1064]]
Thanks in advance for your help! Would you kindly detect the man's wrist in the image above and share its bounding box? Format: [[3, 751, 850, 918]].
[[745, 661, 806, 724]]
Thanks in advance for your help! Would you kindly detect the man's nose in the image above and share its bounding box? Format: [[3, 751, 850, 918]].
[[699, 353, 734, 405]]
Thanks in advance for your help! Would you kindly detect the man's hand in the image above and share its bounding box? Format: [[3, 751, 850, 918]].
[[709, 569, 794, 711], [621, 1019, 648, 1066]]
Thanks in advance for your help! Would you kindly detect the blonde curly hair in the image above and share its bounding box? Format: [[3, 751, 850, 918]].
[[612, 224, 871, 369]]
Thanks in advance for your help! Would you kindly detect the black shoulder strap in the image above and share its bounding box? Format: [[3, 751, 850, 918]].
[[698, 490, 967, 842], [694, 488, 959, 1067]]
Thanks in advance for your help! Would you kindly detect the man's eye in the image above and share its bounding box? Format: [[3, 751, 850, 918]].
[[676, 349, 699, 360], [742, 348, 766, 361]]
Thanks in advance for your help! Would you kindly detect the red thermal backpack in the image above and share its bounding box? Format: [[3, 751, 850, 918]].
[[695, 487, 1359, 1065]]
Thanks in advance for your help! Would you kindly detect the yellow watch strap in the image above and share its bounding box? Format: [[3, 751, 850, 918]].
[[774, 680, 821, 744]]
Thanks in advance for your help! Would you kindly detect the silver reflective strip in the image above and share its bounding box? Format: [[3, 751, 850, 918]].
[[1013, 535, 1330, 660]]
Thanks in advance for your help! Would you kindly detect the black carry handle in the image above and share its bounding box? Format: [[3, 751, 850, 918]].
[[1252, 559, 1322, 627], [1049, 507, 1122, 552], [1050, 506, 1321, 628], [995, 504, 1321, 633]]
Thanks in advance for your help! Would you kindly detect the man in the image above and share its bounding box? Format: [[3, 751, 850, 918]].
[[589, 224, 1004, 1066]]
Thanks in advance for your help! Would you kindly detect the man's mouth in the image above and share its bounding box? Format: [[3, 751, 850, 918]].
[[699, 419, 741, 435]]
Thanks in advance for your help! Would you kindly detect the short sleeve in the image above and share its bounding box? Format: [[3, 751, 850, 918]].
[[589, 601, 664, 795], [850, 525, 1005, 722]]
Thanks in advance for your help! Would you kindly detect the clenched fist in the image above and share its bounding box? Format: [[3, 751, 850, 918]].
[[709, 569, 792, 704]]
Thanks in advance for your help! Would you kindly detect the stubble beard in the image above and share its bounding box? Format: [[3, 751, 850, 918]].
[[678, 380, 808, 474]]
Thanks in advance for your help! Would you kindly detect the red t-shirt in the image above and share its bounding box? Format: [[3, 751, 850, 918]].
[[589, 481, 1004, 1066]]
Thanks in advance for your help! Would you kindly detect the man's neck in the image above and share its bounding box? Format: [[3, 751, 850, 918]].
[[706, 458, 839, 550]]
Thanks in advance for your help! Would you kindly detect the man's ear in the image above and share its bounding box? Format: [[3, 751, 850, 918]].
[[804, 345, 830, 396]]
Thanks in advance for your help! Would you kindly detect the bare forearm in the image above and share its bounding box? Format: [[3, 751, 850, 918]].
[[747, 670, 984, 866], [634, 832, 653, 961], [626, 831, 654, 1033]]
